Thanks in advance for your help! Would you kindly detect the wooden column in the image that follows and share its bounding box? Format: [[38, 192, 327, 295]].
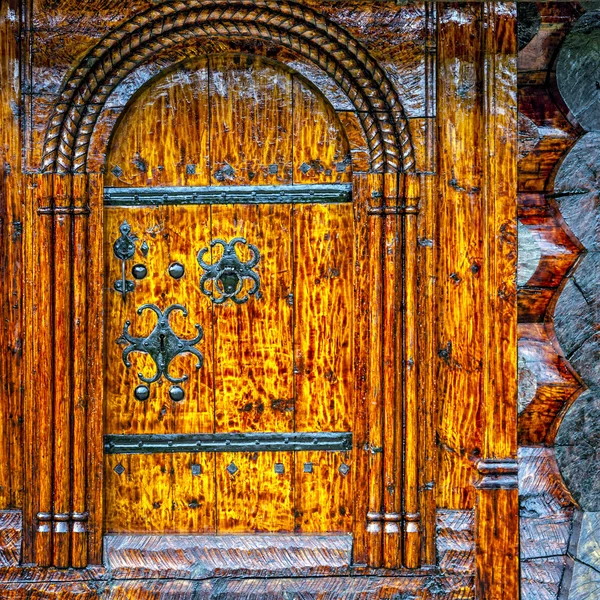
[[476, 3, 519, 598], [402, 173, 421, 569], [0, 0, 23, 512], [364, 172, 385, 567], [24, 172, 103, 567]]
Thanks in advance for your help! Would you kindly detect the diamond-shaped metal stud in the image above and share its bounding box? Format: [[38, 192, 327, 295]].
[[339, 463, 350, 476], [274, 463, 285, 474], [300, 162, 312, 174], [111, 165, 123, 178], [114, 463, 125, 476], [226, 462, 238, 475], [186, 164, 196, 175]]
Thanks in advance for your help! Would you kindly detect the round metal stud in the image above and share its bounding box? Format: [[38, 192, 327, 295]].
[[134, 385, 150, 401], [168, 262, 185, 279], [132, 264, 148, 279], [169, 385, 185, 402]]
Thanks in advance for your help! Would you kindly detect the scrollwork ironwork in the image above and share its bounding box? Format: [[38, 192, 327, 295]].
[[117, 304, 204, 385], [197, 238, 261, 305]]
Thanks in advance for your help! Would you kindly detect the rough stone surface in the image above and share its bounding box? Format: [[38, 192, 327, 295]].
[[555, 132, 600, 252], [556, 390, 600, 512], [518, 3, 542, 51], [518, 220, 542, 288], [557, 11, 600, 132]]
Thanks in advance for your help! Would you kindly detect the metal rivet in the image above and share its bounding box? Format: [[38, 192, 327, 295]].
[[111, 165, 123, 178], [300, 162, 311, 174], [114, 463, 125, 476], [303, 462, 313, 473], [268, 164, 278, 174], [132, 264, 147, 279], [141, 241, 149, 257], [169, 385, 185, 402], [134, 385, 150, 401], [274, 463, 285, 474], [339, 463, 350, 476], [186, 164, 196, 175], [168, 262, 185, 279], [227, 462, 238, 475], [191, 464, 202, 476]]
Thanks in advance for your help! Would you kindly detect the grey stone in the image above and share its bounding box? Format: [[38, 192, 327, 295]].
[[518, 220, 542, 288], [556, 390, 600, 511], [568, 557, 600, 600], [557, 11, 600, 132], [576, 512, 600, 572], [555, 133, 600, 252]]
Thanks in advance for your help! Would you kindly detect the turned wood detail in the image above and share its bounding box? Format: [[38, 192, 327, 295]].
[[40, 0, 415, 175]]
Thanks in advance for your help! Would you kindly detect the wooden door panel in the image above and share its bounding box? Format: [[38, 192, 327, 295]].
[[212, 203, 294, 433], [104, 453, 216, 534], [294, 450, 353, 533], [216, 451, 294, 533], [104, 205, 214, 435], [293, 202, 354, 433], [208, 55, 293, 186], [292, 77, 352, 185], [105, 58, 210, 188]]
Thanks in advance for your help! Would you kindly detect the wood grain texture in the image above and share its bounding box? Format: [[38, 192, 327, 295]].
[[208, 55, 293, 186], [0, 0, 23, 512], [436, 3, 484, 511], [105, 58, 210, 188]]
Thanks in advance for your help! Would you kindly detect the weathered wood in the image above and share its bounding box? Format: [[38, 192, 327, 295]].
[[0, 0, 23, 512]]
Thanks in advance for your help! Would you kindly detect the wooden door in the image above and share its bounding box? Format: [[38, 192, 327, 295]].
[[2, 3, 521, 597], [103, 55, 354, 535]]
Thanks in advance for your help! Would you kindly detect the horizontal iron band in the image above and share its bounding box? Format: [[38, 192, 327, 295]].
[[104, 184, 352, 206], [104, 432, 353, 454]]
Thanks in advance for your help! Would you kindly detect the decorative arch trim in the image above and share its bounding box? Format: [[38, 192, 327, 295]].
[[40, 0, 415, 174]]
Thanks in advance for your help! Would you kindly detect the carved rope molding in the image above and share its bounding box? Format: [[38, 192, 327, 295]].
[[40, 0, 415, 175]]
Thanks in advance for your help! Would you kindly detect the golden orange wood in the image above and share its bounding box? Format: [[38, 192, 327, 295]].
[[105, 58, 210, 188], [208, 55, 293, 186]]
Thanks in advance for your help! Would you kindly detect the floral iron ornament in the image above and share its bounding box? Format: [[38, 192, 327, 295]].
[[117, 304, 204, 385], [197, 237, 261, 304]]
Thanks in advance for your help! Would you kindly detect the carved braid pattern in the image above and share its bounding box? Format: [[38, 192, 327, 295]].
[[41, 0, 414, 174]]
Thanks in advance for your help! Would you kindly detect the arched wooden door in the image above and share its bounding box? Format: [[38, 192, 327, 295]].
[[102, 55, 355, 535]]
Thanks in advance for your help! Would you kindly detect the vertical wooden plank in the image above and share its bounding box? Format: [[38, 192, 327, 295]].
[[382, 173, 401, 568], [71, 175, 88, 567], [436, 2, 484, 511], [211, 204, 294, 433], [208, 55, 293, 186], [295, 450, 353, 533], [32, 174, 54, 566], [212, 203, 294, 532], [103, 205, 214, 436], [104, 58, 210, 188], [216, 452, 293, 533], [86, 174, 104, 564], [51, 174, 73, 568], [292, 202, 353, 534], [365, 173, 384, 567], [351, 174, 372, 565], [402, 174, 421, 569], [419, 1, 438, 567], [476, 3, 519, 598], [292, 77, 351, 185], [0, 0, 23, 511], [293, 203, 353, 433], [104, 454, 173, 533], [170, 453, 216, 534]]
